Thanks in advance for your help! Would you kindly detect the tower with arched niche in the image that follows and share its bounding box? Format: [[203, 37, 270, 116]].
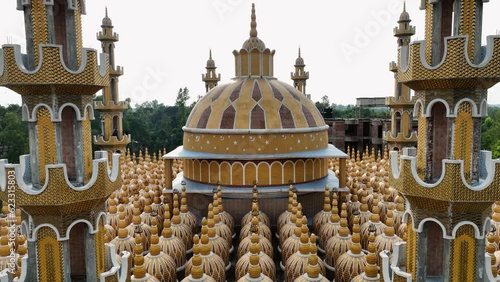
[[93, 8, 131, 157], [384, 4, 417, 151], [0, 1, 122, 281], [291, 48, 309, 97], [386, 0, 500, 281], [202, 50, 221, 93]]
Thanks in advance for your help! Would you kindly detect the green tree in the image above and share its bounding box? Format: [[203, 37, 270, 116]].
[[0, 105, 28, 163]]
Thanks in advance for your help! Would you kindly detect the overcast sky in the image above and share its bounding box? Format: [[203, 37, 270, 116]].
[[1, 0, 500, 107]]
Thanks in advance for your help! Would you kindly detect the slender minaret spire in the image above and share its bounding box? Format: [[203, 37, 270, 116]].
[[250, 3, 258, 37], [291, 47, 309, 97], [94, 8, 131, 157], [384, 4, 416, 151], [235, 3, 273, 77], [202, 49, 221, 93]]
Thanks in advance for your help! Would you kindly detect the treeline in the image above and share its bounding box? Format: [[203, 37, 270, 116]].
[[315, 95, 390, 119], [91, 87, 194, 155], [1, 92, 500, 162]]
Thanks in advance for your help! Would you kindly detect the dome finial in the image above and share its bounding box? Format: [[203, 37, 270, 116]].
[[209, 49, 212, 60], [403, 1, 406, 12], [298, 47, 301, 58], [105, 6, 108, 18], [250, 3, 258, 38]]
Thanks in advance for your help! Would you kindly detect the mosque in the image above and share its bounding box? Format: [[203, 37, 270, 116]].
[[0, 1, 500, 282]]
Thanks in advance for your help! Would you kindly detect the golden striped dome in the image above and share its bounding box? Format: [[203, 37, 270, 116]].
[[181, 239, 216, 282], [144, 218, 177, 282], [186, 78, 324, 132], [279, 203, 303, 250], [215, 187, 235, 235], [238, 217, 274, 259], [170, 197, 194, 252], [324, 203, 352, 269], [241, 187, 271, 227], [294, 255, 329, 282], [235, 233, 276, 281], [312, 186, 331, 234], [240, 202, 272, 242], [335, 216, 366, 282], [318, 192, 341, 251], [276, 187, 296, 236], [185, 235, 226, 282], [281, 216, 307, 267], [285, 234, 325, 282], [180, 186, 199, 234], [160, 218, 186, 271]]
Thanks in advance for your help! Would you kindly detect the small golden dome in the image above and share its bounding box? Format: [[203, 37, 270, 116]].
[[178, 186, 198, 234], [280, 203, 303, 249], [171, 195, 193, 252], [181, 236, 216, 282], [399, 2, 411, 22], [312, 186, 331, 235], [360, 204, 386, 250], [240, 203, 272, 242], [293, 255, 329, 282], [235, 233, 276, 281], [281, 214, 306, 268], [216, 186, 235, 235], [277, 186, 296, 235], [159, 217, 186, 270], [144, 218, 177, 282], [206, 215, 230, 268], [238, 218, 274, 259], [319, 192, 340, 251], [285, 234, 326, 282], [241, 187, 270, 227], [324, 204, 352, 269], [212, 197, 233, 250], [185, 234, 226, 282], [335, 216, 367, 282]]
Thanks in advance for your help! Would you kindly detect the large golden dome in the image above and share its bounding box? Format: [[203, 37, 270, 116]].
[[185, 78, 325, 131]]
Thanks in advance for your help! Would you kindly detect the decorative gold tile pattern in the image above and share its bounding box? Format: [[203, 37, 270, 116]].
[[406, 216, 417, 280], [459, 0, 477, 60], [0, 46, 109, 96], [416, 105, 426, 179], [31, 0, 49, 63], [83, 108, 93, 182], [36, 106, 57, 184], [398, 37, 500, 89], [183, 131, 328, 155], [453, 102, 473, 182], [450, 224, 475, 282], [74, 0, 83, 66], [96, 217, 106, 278], [424, 0, 433, 64], [37, 227, 64, 282]]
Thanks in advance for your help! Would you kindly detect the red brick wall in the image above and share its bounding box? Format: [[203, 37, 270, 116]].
[[69, 223, 87, 277], [432, 102, 448, 179], [61, 107, 76, 180], [426, 221, 444, 276]]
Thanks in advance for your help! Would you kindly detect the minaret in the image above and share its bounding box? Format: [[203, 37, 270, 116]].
[[291, 48, 309, 97], [202, 50, 221, 93], [94, 8, 131, 156], [384, 3, 417, 151], [0, 2, 120, 281], [387, 1, 500, 281]]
